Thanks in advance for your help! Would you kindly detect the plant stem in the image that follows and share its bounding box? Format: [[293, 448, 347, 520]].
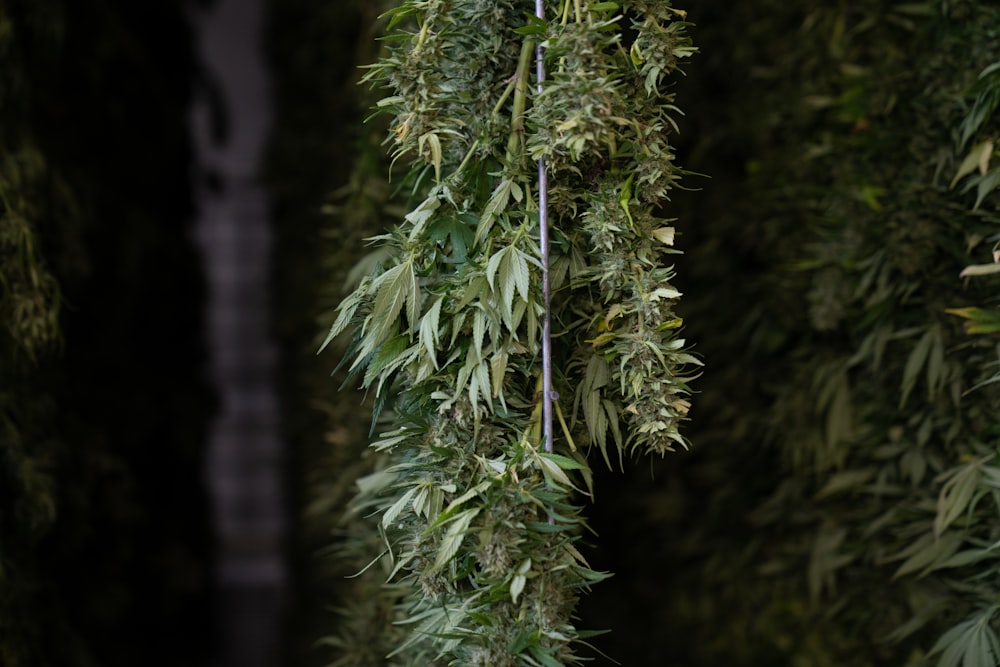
[[506, 39, 535, 164]]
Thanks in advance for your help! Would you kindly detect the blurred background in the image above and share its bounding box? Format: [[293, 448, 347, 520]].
[[2, 1, 998, 666]]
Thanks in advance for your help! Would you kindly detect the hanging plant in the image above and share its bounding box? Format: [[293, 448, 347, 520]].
[[322, 0, 697, 663]]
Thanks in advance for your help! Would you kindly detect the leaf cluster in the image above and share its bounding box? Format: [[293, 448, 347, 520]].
[[323, 0, 698, 663], [620, 2, 1000, 665]]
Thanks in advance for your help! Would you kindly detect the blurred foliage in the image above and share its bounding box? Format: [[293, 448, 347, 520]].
[[0, 1, 214, 665], [263, 0, 401, 664], [581, 1, 1000, 665]]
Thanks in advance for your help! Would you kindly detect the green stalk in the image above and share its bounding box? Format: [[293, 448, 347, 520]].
[[506, 39, 535, 164]]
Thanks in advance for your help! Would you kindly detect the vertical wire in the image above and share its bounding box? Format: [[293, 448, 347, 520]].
[[535, 0, 554, 454]]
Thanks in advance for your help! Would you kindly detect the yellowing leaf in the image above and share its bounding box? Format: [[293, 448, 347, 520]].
[[959, 262, 1000, 278], [418, 131, 443, 183], [951, 141, 994, 188], [652, 227, 675, 245], [405, 193, 441, 241]]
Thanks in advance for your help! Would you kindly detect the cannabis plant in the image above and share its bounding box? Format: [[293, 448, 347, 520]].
[[322, 1, 697, 663], [616, 2, 1000, 665]]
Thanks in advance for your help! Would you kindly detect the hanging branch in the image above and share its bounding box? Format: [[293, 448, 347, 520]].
[[322, 1, 697, 663]]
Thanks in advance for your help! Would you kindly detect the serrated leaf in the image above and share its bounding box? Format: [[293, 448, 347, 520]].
[[951, 141, 994, 188], [405, 193, 442, 241], [405, 263, 420, 336], [473, 308, 486, 362], [486, 246, 507, 292], [490, 349, 508, 399], [538, 454, 572, 488], [512, 249, 530, 304], [933, 548, 995, 571], [935, 462, 983, 538], [437, 481, 488, 523], [357, 263, 409, 362], [432, 508, 480, 572], [363, 334, 410, 388], [893, 532, 963, 579], [528, 646, 564, 667], [382, 487, 417, 528], [477, 179, 513, 244], [499, 250, 516, 326], [580, 355, 611, 466], [539, 452, 588, 471], [419, 296, 443, 366], [474, 361, 493, 412], [319, 291, 362, 353]]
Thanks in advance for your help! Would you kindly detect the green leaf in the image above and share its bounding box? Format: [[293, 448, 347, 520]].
[[935, 461, 984, 538], [473, 361, 493, 412], [405, 193, 442, 241], [580, 355, 612, 467], [477, 179, 513, 244], [355, 263, 410, 364], [538, 453, 573, 488], [405, 262, 421, 335], [490, 348, 509, 401], [926, 326, 944, 401], [319, 291, 362, 353], [486, 246, 508, 293], [970, 169, 1000, 210], [419, 297, 443, 366], [528, 646, 564, 667], [436, 481, 489, 524], [893, 532, 963, 579], [539, 452, 588, 472], [512, 249, 530, 304], [618, 174, 635, 227], [815, 468, 877, 499], [951, 141, 993, 189], [432, 508, 480, 572], [472, 308, 486, 362], [363, 334, 410, 389], [900, 328, 933, 408], [383, 487, 418, 528]]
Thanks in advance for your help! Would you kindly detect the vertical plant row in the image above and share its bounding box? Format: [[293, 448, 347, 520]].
[[609, 2, 1000, 665], [322, 0, 697, 663]]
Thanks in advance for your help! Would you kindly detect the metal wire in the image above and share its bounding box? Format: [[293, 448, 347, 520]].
[[535, 0, 554, 454]]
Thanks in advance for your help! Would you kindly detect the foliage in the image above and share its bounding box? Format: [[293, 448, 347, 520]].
[[585, 1, 1000, 665], [264, 0, 407, 663], [321, 0, 698, 663]]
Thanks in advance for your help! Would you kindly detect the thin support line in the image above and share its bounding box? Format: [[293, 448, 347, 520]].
[[535, 0, 554, 455]]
